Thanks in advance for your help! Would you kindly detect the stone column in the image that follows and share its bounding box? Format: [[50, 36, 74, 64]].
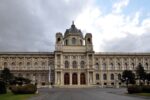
[[115, 73, 119, 88], [70, 72, 72, 86], [78, 72, 80, 85], [114, 58, 117, 70], [60, 54, 63, 68], [55, 71, 57, 85], [129, 58, 131, 70], [86, 54, 89, 68], [107, 58, 110, 86], [58, 72, 61, 85], [89, 72, 93, 84], [121, 58, 123, 70], [93, 72, 96, 85], [61, 71, 64, 86], [107, 72, 110, 86], [101, 72, 103, 87], [87, 71, 89, 85], [57, 72, 59, 85], [77, 56, 80, 69], [92, 54, 94, 69]]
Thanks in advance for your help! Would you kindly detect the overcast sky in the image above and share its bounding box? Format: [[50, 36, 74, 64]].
[[0, 0, 150, 52]]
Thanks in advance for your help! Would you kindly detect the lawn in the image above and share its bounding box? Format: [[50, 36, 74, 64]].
[[0, 92, 36, 100], [136, 93, 150, 97]]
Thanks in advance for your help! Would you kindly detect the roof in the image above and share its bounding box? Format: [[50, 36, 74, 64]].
[[64, 21, 83, 38], [95, 52, 150, 56], [0, 52, 54, 55]]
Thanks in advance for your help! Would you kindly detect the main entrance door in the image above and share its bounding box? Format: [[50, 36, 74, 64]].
[[72, 73, 78, 85], [64, 73, 70, 85], [80, 73, 86, 85]]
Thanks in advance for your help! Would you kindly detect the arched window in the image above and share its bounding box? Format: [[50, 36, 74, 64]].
[[80, 61, 85, 68], [65, 61, 69, 68], [34, 62, 38, 66], [87, 38, 91, 43], [103, 74, 107, 80], [110, 74, 114, 80], [145, 63, 148, 70], [110, 63, 114, 70], [118, 74, 121, 80], [132, 63, 134, 70], [42, 62, 45, 66], [103, 63, 106, 70], [65, 39, 68, 45], [95, 63, 99, 70], [27, 62, 30, 66], [19, 62, 22, 66], [125, 63, 128, 70], [118, 63, 121, 70], [4, 62, 8, 67], [72, 61, 77, 68], [64, 73, 70, 85], [72, 38, 76, 45], [12, 62, 15, 66], [80, 40, 83, 45], [96, 74, 99, 80], [57, 38, 61, 43], [72, 73, 78, 84]]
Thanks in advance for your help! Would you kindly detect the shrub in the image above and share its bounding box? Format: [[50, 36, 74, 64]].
[[142, 85, 150, 93], [127, 85, 142, 94], [11, 84, 37, 94], [9, 77, 31, 86], [0, 80, 7, 94]]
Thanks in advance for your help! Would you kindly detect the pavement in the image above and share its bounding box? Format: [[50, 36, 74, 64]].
[[28, 87, 150, 100]]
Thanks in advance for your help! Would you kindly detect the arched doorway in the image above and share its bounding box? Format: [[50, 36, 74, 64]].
[[80, 73, 86, 85], [72, 73, 78, 85], [64, 73, 70, 85]]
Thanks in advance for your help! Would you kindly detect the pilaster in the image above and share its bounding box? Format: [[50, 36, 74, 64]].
[[78, 72, 80, 85], [70, 72, 72, 85]]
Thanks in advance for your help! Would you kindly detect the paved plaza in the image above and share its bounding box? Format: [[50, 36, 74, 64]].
[[28, 88, 150, 100]]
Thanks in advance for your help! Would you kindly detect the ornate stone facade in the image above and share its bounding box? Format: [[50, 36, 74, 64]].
[[0, 52, 54, 86], [0, 23, 150, 87]]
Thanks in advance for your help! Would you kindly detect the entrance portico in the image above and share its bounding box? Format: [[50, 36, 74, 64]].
[[63, 72, 86, 86], [54, 22, 95, 88]]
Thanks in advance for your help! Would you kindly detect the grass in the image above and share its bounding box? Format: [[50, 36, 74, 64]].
[[0, 92, 36, 100], [136, 93, 150, 97]]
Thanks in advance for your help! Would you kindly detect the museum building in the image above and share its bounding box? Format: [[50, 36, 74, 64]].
[[0, 22, 150, 87]]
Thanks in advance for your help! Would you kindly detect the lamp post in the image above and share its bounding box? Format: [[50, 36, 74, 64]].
[[145, 79, 147, 85], [126, 77, 128, 88]]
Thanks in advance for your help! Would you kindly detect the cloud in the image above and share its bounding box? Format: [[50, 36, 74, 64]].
[[0, 0, 150, 53], [75, 0, 150, 52], [113, 0, 130, 13], [0, 0, 88, 51], [102, 33, 150, 52]]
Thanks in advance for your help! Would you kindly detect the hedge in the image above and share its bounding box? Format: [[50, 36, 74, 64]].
[[127, 85, 150, 94], [142, 85, 150, 93], [11, 84, 37, 94], [127, 85, 142, 94], [0, 80, 7, 94]]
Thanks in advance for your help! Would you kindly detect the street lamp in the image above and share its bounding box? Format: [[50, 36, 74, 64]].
[[145, 79, 148, 85], [126, 77, 128, 87]]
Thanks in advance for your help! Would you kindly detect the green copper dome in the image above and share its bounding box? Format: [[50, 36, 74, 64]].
[[64, 21, 83, 38]]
